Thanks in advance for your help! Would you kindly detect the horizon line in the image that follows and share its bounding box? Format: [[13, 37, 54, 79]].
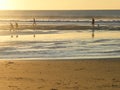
[[0, 9, 120, 11]]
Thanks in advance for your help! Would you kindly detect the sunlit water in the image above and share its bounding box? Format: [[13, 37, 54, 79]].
[[0, 10, 120, 60], [0, 30, 120, 60]]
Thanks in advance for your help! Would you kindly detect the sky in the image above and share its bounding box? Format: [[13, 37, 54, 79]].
[[0, 0, 120, 10]]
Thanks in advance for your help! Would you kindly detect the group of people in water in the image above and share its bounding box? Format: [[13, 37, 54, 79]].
[[10, 18, 37, 38], [10, 18, 96, 38], [10, 22, 19, 38]]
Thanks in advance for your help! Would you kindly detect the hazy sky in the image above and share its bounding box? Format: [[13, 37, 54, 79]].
[[0, 0, 120, 10]]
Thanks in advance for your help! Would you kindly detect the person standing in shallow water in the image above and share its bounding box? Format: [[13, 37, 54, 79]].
[[10, 23, 14, 32], [92, 18, 95, 38], [15, 22, 19, 38], [92, 18, 95, 26], [33, 18, 36, 37], [10, 23, 14, 38]]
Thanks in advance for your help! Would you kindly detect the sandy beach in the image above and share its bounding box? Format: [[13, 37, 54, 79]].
[[0, 3, 120, 90], [0, 59, 120, 90]]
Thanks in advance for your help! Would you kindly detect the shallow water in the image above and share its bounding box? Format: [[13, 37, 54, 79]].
[[0, 10, 120, 30], [0, 10, 120, 60], [0, 30, 120, 60]]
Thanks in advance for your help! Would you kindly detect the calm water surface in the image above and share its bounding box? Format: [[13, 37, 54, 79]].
[[0, 30, 120, 60]]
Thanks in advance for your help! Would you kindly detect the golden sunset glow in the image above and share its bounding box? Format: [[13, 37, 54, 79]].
[[0, 0, 9, 10], [0, 0, 120, 10]]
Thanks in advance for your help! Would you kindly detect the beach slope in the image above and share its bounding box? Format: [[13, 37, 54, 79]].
[[0, 59, 120, 90]]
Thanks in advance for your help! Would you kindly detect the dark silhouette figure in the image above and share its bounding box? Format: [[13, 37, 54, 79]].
[[15, 22, 18, 28], [10, 23, 14, 38], [33, 18, 37, 37], [10, 23, 14, 32], [92, 18, 95, 26], [33, 18, 36, 25], [15, 22, 19, 38], [92, 18, 95, 38]]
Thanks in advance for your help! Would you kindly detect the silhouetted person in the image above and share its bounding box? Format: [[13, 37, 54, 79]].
[[10, 23, 14, 32], [33, 18, 36, 29], [33, 18, 36, 25], [92, 18, 95, 38], [33, 18, 36, 37], [15, 22, 18, 28], [92, 18, 95, 26], [15, 22, 19, 38], [10, 23, 14, 38]]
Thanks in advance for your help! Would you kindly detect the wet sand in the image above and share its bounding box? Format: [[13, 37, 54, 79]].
[[0, 59, 120, 90]]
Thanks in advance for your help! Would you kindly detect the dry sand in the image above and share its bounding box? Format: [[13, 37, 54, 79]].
[[0, 59, 120, 90]]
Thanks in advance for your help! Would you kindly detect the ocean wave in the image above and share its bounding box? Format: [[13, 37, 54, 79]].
[[0, 19, 120, 23], [99, 50, 120, 53], [0, 24, 120, 31]]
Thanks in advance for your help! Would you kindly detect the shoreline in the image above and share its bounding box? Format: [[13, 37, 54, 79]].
[[1, 57, 120, 61]]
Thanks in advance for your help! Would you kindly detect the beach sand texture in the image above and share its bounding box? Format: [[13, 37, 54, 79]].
[[0, 59, 120, 90]]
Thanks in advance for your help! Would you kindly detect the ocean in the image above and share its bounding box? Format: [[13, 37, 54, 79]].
[[0, 10, 120, 60]]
